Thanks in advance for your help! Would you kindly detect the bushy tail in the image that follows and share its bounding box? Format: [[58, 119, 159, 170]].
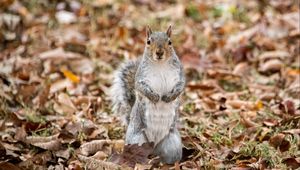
[[110, 60, 139, 124]]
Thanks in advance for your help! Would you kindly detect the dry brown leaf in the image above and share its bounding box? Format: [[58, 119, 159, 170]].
[[56, 148, 71, 159], [32, 84, 50, 106], [282, 157, 300, 169], [135, 163, 152, 170], [31, 140, 61, 151], [233, 62, 249, 75], [31, 151, 53, 165], [91, 151, 108, 160], [26, 134, 59, 143], [258, 51, 290, 60], [152, 4, 184, 19], [282, 129, 300, 134], [0, 162, 22, 170], [14, 126, 27, 142], [187, 81, 216, 91], [65, 119, 96, 136], [53, 104, 75, 116], [68, 160, 83, 170], [55, 93, 77, 115], [110, 142, 154, 168], [50, 79, 73, 93], [269, 133, 290, 152], [242, 111, 257, 119], [259, 59, 283, 72], [26, 134, 61, 151], [240, 112, 258, 128], [39, 47, 82, 60], [259, 92, 276, 101], [69, 59, 94, 75], [226, 100, 255, 110], [80, 139, 111, 156], [112, 140, 125, 153], [0, 142, 6, 156], [263, 119, 278, 127], [78, 155, 129, 170], [231, 45, 253, 63], [226, 25, 259, 48]]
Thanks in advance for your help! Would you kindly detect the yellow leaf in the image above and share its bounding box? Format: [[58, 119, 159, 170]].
[[287, 69, 300, 76], [61, 68, 80, 83], [255, 100, 263, 110]]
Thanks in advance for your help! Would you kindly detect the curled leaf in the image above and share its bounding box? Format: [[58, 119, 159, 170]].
[[259, 59, 283, 72]]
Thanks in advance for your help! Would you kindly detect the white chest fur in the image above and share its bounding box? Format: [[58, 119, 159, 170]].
[[146, 62, 179, 94], [143, 62, 179, 144]]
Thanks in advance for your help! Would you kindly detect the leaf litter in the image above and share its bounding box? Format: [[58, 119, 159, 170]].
[[0, 0, 299, 169]]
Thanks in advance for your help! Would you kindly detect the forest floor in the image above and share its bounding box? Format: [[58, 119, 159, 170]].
[[0, 0, 299, 169]]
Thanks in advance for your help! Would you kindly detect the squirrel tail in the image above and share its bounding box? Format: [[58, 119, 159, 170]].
[[110, 60, 139, 124]]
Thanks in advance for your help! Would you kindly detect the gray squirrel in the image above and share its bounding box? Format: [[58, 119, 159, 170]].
[[110, 26, 185, 164]]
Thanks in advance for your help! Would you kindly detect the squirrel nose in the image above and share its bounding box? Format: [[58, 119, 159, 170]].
[[156, 51, 164, 58]]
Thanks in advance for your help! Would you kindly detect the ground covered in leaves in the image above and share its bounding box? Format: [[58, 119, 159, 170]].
[[0, 0, 299, 169]]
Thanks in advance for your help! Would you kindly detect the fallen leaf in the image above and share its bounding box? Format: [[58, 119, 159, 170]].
[[263, 119, 278, 127], [231, 45, 253, 63], [233, 62, 249, 75], [0, 142, 6, 156], [39, 47, 82, 60], [226, 100, 255, 110], [259, 59, 283, 73], [287, 68, 300, 76], [26, 134, 61, 151], [0, 162, 22, 170], [282, 129, 300, 134], [78, 155, 129, 170], [91, 151, 108, 160], [65, 119, 96, 137], [56, 93, 77, 115], [258, 51, 290, 60], [69, 59, 94, 75], [61, 68, 80, 83], [269, 133, 290, 152], [282, 157, 300, 169], [80, 139, 111, 156], [255, 100, 263, 110], [110, 142, 154, 168], [50, 79, 73, 93], [284, 100, 295, 115]]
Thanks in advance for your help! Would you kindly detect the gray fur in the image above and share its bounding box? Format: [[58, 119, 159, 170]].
[[110, 60, 139, 124], [110, 29, 185, 164], [125, 100, 148, 144], [153, 128, 182, 164]]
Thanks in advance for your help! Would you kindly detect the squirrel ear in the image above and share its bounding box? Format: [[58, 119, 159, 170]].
[[146, 26, 152, 38], [166, 25, 172, 37]]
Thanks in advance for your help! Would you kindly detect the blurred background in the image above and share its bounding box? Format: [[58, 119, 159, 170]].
[[0, 0, 299, 169]]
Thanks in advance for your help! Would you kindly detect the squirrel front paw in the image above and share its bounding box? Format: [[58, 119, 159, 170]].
[[151, 93, 160, 103], [161, 94, 173, 103]]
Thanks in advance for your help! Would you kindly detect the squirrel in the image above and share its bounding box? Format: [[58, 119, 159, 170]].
[[110, 26, 185, 164]]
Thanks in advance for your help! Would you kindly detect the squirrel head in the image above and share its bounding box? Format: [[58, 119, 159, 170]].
[[145, 26, 173, 62]]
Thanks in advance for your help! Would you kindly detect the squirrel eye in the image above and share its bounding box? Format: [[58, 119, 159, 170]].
[[147, 39, 151, 45], [168, 40, 172, 45]]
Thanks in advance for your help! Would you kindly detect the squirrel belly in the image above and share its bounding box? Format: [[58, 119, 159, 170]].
[[144, 99, 178, 144]]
